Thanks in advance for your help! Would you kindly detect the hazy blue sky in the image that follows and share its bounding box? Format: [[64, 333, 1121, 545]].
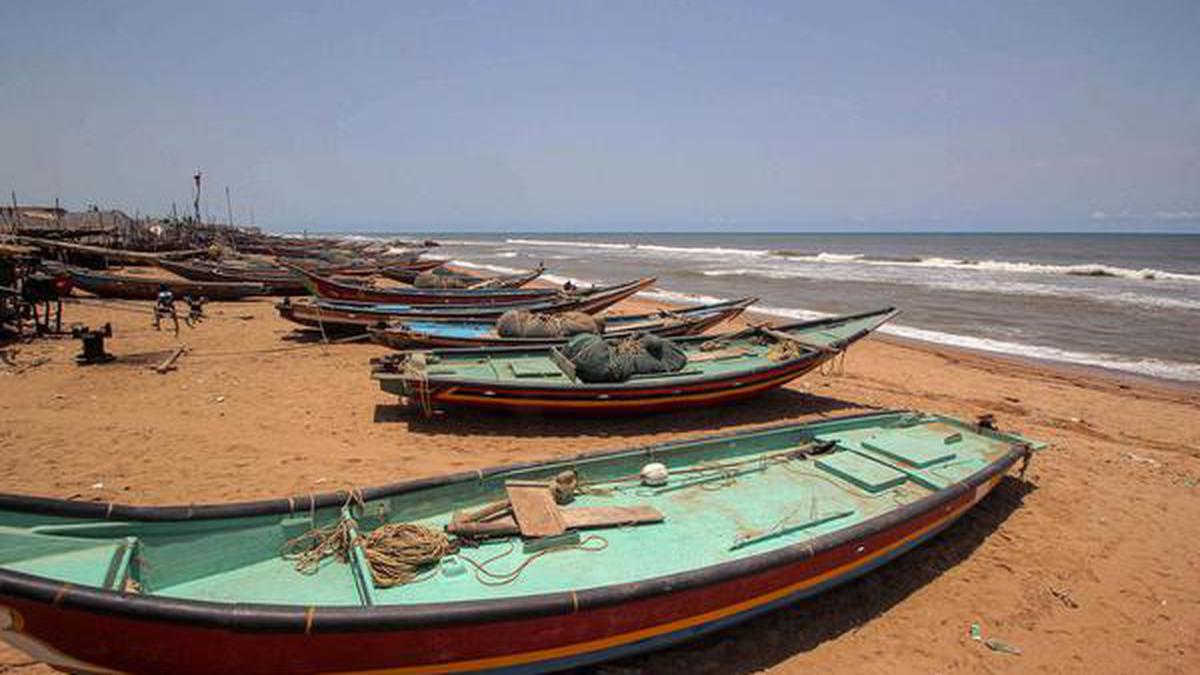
[[2, 1, 1197, 232]]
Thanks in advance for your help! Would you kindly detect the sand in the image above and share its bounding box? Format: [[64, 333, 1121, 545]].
[[1, 289, 1198, 674]]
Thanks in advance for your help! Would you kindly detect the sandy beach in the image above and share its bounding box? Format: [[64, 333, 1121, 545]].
[[1, 286, 1197, 675]]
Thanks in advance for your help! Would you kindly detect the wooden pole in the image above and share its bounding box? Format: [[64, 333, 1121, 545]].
[[225, 186, 233, 229], [8, 191, 21, 240], [192, 172, 202, 224], [153, 345, 188, 374]]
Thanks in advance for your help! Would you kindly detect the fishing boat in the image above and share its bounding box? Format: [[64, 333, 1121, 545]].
[[372, 308, 896, 416], [275, 278, 657, 333], [156, 259, 309, 295], [380, 265, 543, 289], [368, 297, 758, 350], [290, 266, 572, 306], [0, 410, 1041, 675], [66, 268, 267, 301], [15, 235, 208, 268]]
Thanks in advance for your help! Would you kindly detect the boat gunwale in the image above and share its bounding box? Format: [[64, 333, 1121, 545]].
[[0, 409, 1029, 633]]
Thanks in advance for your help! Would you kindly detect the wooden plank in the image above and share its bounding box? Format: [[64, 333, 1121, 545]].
[[548, 347, 578, 382], [689, 347, 751, 362], [564, 505, 664, 529], [506, 484, 566, 537], [152, 346, 188, 374], [447, 505, 663, 538]]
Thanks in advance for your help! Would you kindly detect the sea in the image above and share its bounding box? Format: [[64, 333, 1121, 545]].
[[347, 232, 1200, 383]]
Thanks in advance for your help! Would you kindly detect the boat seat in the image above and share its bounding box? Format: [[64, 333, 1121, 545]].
[[860, 426, 959, 468], [815, 452, 907, 493], [689, 347, 751, 362], [508, 361, 565, 378], [0, 527, 135, 590]]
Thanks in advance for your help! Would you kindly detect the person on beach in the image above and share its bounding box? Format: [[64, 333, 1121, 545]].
[[153, 284, 179, 335], [183, 296, 206, 327]]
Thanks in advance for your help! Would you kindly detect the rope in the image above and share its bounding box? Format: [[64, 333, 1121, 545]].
[[399, 354, 434, 417], [282, 491, 365, 574], [458, 535, 608, 586], [282, 517, 357, 574], [767, 338, 805, 361], [360, 523, 456, 587], [612, 335, 644, 357], [818, 348, 847, 376], [282, 490, 455, 587]]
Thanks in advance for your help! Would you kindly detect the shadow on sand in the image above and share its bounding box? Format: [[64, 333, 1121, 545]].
[[373, 387, 869, 438], [577, 476, 1037, 675]]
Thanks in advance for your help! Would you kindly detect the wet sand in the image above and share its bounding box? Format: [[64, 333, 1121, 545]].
[[1, 289, 1197, 674]]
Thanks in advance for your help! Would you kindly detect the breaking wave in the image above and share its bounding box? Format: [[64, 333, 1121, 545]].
[[702, 269, 1200, 311], [749, 305, 1200, 381], [448, 253, 1200, 382], [497, 238, 1200, 283]]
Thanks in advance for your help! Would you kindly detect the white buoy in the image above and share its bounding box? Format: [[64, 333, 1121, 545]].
[[640, 462, 669, 486]]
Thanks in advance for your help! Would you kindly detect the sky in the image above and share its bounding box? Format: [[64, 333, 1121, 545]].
[[1, 1, 1198, 232]]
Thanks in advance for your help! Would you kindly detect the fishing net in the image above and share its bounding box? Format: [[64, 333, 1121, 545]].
[[563, 333, 687, 383], [413, 270, 471, 289], [496, 310, 605, 338]]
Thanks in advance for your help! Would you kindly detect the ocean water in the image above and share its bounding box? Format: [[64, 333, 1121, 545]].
[[371, 233, 1200, 383]]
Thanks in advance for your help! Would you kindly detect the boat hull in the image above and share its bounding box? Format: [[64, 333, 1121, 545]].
[[379, 267, 538, 288], [383, 354, 827, 416], [68, 269, 267, 301], [372, 308, 894, 416], [156, 260, 308, 295], [0, 449, 1017, 675]]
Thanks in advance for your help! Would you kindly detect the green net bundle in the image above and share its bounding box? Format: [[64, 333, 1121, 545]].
[[562, 333, 687, 382]]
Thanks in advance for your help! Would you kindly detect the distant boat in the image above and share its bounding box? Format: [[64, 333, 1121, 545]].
[[275, 278, 657, 333], [369, 297, 757, 349], [66, 267, 266, 301], [0, 409, 1040, 674], [380, 264, 543, 289], [156, 259, 309, 295], [289, 265, 571, 305]]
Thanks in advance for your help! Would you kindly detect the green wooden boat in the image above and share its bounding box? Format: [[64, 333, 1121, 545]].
[[0, 410, 1041, 674], [372, 307, 897, 416]]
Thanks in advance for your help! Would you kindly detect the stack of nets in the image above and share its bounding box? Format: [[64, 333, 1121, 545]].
[[496, 310, 605, 338], [413, 270, 473, 289], [562, 333, 687, 383]]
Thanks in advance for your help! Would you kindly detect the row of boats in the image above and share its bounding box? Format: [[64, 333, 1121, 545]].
[[0, 239, 1044, 674]]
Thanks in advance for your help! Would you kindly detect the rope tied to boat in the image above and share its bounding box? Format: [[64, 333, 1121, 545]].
[[818, 348, 848, 376], [283, 491, 456, 587], [398, 353, 434, 418], [458, 535, 608, 587], [766, 338, 805, 361]]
